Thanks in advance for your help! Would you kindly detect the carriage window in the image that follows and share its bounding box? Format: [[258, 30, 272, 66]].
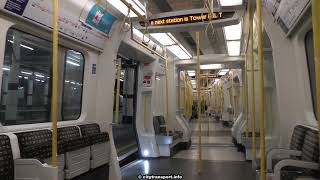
[[62, 50, 85, 120], [0, 29, 53, 125], [0, 29, 85, 125], [305, 30, 317, 119]]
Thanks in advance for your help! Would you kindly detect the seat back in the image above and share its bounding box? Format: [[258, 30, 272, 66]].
[[301, 129, 319, 162], [78, 123, 109, 145], [79, 123, 101, 136], [15, 130, 52, 160], [57, 126, 81, 142], [0, 135, 14, 180], [158, 116, 167, 133], [290, 125, 309, 150], [153, 117, 160, 134]]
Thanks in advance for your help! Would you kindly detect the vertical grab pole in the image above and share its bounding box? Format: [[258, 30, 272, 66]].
[[184, 71, 187, 116], [257, 0, 266, 180], [51, 0, 59, 167], [115, 59, 122, 123], [196, 32, 202, 175], [164, 48, 170, 135], [206, 71, 209, 135], [249, 1, 257, 160], [144, 96, 147, 131], [245, 54, 249, 137], [206, 71, 209, 117], [312, 0, 320, 146]]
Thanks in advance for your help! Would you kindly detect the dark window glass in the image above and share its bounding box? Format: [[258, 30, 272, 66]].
[[0, 29, 52, 125], [0, 29, 85, 125], [62, 50, 85, 120], [305, 30, 317, 119]]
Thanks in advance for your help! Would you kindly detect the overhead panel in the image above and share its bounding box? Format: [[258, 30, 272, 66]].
[[0, 0, 118, 50], [132, 8, 243, 33], [264, 0, 311, 36]]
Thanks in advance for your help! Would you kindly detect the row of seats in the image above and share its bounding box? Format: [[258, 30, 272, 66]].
[[256, 125, 319, 180], [0, 123, 110, 180]]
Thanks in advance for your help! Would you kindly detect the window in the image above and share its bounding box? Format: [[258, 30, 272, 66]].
[[62, 50, 85, 120], [0, 28, 85, 125], [305, 30, 317, 119]]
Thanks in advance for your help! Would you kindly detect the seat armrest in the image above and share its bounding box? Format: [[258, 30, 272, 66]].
[[15, 159, 58, 180], [267, 149, 302, 171], [273, 159, 318, 180]]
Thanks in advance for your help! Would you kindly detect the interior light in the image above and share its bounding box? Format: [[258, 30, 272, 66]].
[[67, 56, 80, 62], [167, 45, 191, 60], [67, 60, 80, 67], [24, 77, 28, 79], [21, 71, 32, 75], [7, 40, 34, 51], [35, 73, 45, 78], [188, 72, 195, 77], [2, 67, 10, 71], [219, 0, 243, 6], [108, 0, 145, 17], [70, 81, 76, 85], [227, 41, 241, 56], [35, 79, 40, 82], [218, 69, 229, 76], [143, 150, 149, 157], [150, 33, 176, 46], [20, 44, 34, 51], [200, 64, 223, 70], [133, 28, 151, 42], [224, 22, 242, 40]]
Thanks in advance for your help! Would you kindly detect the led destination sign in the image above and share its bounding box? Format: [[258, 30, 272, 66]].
[[140, 12, 235, 27]]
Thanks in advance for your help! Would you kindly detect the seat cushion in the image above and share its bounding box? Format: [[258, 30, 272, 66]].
[[0, 135, 14, 180]]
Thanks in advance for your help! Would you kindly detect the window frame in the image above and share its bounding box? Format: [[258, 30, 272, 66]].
[[304, 29, 317, 120], [0, 27, 86, 126], [61, 50, 85, 121]]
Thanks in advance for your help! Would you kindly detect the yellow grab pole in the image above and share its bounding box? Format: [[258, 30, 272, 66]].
[[115, 60, 121, 123], [206, 71, 209, 117], [144, 96, 147, 131], [312, 0, 320, 146], [164, 48, 170, 135], [196, 32, 202, 175], [257, 0, 266, 180], [232, 72, 235, 117], [51, 0, 59, 167], [249, 1, 257, 160], [245, 54, 249, 137], [184, 71, 187, 116]]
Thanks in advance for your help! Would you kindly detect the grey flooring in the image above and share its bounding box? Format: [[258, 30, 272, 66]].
[[122, 158, 255, 180], [121, 117, 252, 180]]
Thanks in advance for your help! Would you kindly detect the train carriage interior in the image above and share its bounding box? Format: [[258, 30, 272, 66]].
[[0, 0, 320, 180]]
